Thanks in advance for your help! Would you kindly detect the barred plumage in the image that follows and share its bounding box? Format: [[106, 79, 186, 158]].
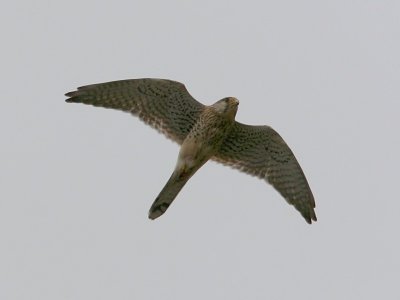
[[66, 78, 316, 223]]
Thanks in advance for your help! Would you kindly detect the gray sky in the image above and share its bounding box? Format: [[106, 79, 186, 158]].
[[1, 1, 400, 299]]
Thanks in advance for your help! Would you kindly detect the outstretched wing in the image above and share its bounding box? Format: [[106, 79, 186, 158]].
[[213, 122, 316, 224], [65, 79, 205, 144]]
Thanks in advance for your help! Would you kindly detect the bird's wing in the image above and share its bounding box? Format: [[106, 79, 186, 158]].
[[212, 122, 316, 223], [66, 79, 205, 144]]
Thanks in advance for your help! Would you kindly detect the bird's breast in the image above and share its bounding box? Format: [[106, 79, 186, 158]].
[[180, 116, 233, 163]]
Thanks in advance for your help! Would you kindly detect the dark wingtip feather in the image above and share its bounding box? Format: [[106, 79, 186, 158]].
[[65, 90, 81, 102], [304, 209, 317, 224], [312, 214, 317, 222]]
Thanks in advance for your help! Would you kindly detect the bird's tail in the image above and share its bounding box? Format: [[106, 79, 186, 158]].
[[148, 171, 191, 220]]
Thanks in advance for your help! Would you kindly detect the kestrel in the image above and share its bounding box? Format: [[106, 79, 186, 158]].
[[66, 78, 316, 223]]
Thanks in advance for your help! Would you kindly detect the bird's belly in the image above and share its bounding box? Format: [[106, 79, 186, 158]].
[[175, 116, 233, 173]]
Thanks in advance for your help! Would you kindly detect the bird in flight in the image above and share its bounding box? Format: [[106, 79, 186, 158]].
[[66, 78, 316, 223]]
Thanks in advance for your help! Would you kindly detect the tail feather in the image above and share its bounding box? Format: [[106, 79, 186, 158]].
[[148, 172, 190, 220]]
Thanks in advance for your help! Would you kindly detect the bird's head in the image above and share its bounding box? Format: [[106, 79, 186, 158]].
[[212, 97, 239, 119]]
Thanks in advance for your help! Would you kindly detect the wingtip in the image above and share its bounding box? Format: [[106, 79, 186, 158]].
[[305, 210, 317, 224], [65, 90, 78, 102]]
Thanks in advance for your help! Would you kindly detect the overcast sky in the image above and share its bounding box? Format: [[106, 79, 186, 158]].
[[1, 1, 400, 299]]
